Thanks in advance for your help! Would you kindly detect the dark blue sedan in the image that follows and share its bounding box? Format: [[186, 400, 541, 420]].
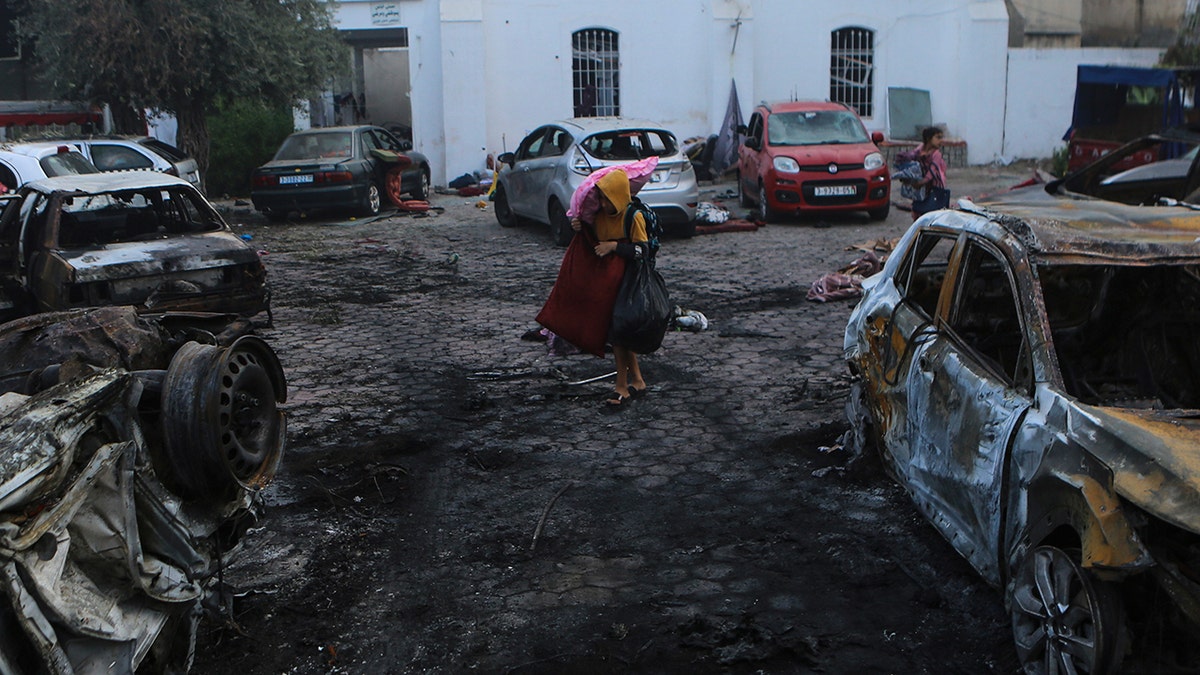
[[250, 125, 431, 220]]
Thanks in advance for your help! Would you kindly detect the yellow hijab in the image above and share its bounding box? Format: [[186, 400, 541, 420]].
[[592, 169, 648, 244]]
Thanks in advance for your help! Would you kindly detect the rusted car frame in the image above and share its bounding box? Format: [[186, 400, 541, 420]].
[[0, 307, 286, 672], [844, 193, 1200, 673], [0, 172, 269, 323]]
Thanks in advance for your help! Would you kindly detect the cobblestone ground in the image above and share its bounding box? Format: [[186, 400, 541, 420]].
[[194, 165, 1044, 674]]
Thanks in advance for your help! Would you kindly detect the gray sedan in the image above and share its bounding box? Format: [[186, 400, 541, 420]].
[[493, 117, 699, 245]]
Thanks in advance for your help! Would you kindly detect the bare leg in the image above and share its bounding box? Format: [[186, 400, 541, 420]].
[[611, 346, 633, 401], [626, 351, 646, 393]]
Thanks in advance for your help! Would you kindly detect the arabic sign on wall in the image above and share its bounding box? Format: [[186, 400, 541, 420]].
[[371, 3, 401, 26]]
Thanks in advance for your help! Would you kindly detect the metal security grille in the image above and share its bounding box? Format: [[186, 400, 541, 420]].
[[830, 27, 874, 118], [573, 28, 619, 117]]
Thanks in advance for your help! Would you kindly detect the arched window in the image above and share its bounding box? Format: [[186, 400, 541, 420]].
[[573, 28, 619, 117], [830, 27, 874, 117]]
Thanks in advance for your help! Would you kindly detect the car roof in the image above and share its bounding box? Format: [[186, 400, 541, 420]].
[[0, 141, 86, 158], [24, 171, 194, 194], [758, 101, 851, 114], [551, 117, 674, 135], [957, 190, 1200, 263]]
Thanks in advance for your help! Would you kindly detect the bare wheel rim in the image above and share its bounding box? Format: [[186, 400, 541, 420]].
[[217, 346, 279, 481], [1011, 546, 1119, 675], [367, 184, 381, 214]]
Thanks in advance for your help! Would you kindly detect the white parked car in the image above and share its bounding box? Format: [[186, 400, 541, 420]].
[[66, 136, 204, 192], [0, 141, 98, 192]]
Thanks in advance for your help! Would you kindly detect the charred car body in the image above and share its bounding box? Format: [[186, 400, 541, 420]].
[[844, 130, 1200, 673], [0, 306, 286, 673], [0, 172, 269, 323]]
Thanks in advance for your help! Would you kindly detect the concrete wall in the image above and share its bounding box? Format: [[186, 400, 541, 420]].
[[1001, 47, 1162, 159]]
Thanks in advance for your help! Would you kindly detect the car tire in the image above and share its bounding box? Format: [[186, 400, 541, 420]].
[[1010, 546, 1126, 675], [868, 202, 891, 221], [412, 169, 431, 201], [549, 200, 573, 247], [360, 183, 382, 217], [757, 184, 776, 224], [738, 171, 753, 207], [494, 184, 518, 228]]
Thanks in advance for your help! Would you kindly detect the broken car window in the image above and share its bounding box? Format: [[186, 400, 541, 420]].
[[1041, 263, 1200, 408], [948, 241, 1031, 389], [581, 129, 677, 160], [57, 188, 222, 248], [768, 111, 870, 146], [895, 231, 956, 318]]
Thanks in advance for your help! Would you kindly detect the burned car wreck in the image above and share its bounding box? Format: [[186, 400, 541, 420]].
[[0, 307, 286, 673], [0, 172, 269, 323], [844, 177, 1200, 672]]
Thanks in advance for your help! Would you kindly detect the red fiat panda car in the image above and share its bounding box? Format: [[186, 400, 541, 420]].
[[737, 101, 890, 222]]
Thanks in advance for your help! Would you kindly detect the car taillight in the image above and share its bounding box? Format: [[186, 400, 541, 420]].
[[252, 175, 279, 187], [315, 171, 353, 183]]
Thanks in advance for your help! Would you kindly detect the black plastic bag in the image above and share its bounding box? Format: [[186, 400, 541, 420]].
[[610, 256, 671, 354]]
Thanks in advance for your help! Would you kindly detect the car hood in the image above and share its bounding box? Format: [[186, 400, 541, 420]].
[[58, 232, 261, 283], [769, 142, 879, 163], [1069, 402, 1200, 532]]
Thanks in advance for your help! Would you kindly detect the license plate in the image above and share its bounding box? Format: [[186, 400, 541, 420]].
[[279, 174, 314, 185], [814, 185, 856, 196]]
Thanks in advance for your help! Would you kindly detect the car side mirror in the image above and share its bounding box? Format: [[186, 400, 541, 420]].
[[497, 152, 516, 166], [871, 131, 885, 144]]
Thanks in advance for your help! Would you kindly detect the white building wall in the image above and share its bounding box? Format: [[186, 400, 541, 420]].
[[1002, 47, 1163, 159]]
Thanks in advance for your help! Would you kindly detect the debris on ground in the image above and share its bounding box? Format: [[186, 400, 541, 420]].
[[671, 306, 710, 331], [807, 251, 886, 303], [696, 202, 731, 224]]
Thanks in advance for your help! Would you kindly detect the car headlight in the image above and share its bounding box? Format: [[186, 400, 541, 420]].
[[864, 152, 884, 171], [773, 156, 800, 173]]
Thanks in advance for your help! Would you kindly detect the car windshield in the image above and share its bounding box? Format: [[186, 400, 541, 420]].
[[1040, 262, 1200, 408], [39, 152, 98, 177], [767, 111, 869, 146], [57, 187, 223, 248], [274, 132, 354, 161], [580, 129, 677, 160]]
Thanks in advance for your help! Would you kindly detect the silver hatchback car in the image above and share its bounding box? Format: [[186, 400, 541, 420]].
[[494, 118, 699, 245]]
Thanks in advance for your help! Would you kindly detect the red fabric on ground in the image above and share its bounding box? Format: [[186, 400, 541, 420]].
[[536, 232, 626, 357]]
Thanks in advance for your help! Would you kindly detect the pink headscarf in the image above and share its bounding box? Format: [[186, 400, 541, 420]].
[[567, 156, 659, 223]]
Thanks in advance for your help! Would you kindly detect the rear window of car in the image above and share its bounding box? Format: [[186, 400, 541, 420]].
[[39, 152, 98, 177], [581, 129, 677, 160], [768, 111, 869, 146], [57, 187, 222, 247], [138, 138, 189, 162], [275, 132, 354, 161]]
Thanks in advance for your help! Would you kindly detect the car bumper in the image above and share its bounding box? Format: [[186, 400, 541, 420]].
[[767, 172, 890, 213], [251, 184, 368, 213]]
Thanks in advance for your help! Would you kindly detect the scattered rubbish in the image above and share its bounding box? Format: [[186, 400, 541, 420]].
[[807, 251, 886, 303], [713, 189, 738, 200], [696, 202, 730, 224], [475, 200, 489, 209], [566, 371, 617, 386], [448, 173, 478, 189], [529, 481, 574, 554], [444, 252, 460, 265], [671, 306, 709, 332], [458, 185, 486, 197], [240, 233, 253, 241]]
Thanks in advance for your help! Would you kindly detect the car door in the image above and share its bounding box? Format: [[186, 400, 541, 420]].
[[902, 236, 1035, 584], [506, 127, 552, 216], [738, 112, 765, 197]]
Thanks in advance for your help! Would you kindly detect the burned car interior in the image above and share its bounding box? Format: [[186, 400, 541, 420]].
[[55, 188, 223, 248], [1041, 263, 1200, 409]]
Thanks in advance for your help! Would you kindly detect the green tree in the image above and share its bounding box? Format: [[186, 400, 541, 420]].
[[1161, 10, 1200, 66], [17, 0, 347, 175]]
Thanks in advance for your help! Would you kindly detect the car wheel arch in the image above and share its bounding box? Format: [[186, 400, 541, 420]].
[[1007, 472, 1151, 589]]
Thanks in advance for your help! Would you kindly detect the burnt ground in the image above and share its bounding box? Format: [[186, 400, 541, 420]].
[[192, 166, 1045, 674]]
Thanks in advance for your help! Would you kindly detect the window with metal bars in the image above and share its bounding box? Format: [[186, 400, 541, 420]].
[[830, 27, 874, 118], [572, 28, 619, 117]]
